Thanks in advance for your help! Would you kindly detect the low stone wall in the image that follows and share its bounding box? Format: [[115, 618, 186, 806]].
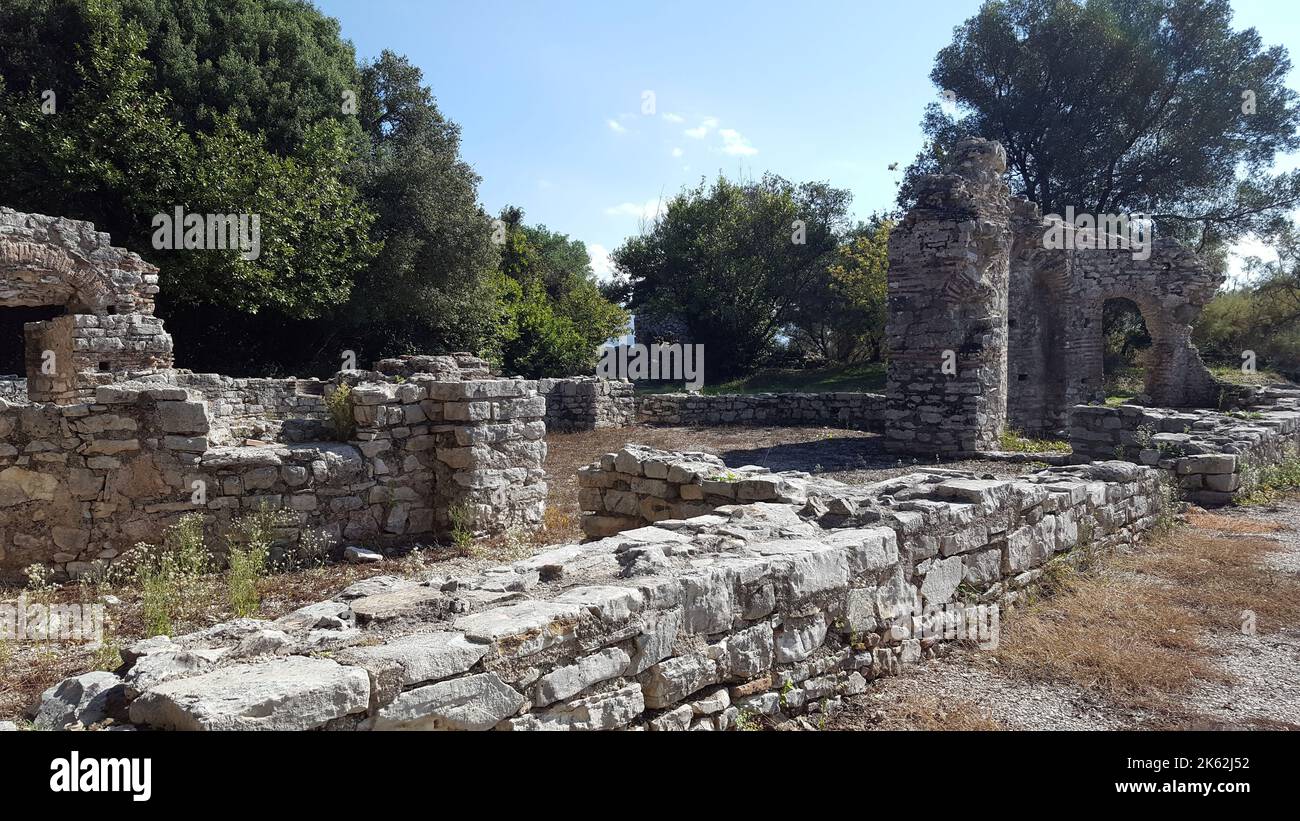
[[579, 444, 1164, 600], [637, 391, 885, 430], [171, 373, 328, 444], [0, 371, 547, 581], [34, 446, 1163, 731], [533, 377, 636, 432], [1069, 389, 1300, 506]]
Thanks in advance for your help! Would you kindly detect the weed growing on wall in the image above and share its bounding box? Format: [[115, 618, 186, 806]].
[[326, 382, 355, 441]]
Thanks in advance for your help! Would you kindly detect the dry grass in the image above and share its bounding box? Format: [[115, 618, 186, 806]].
[[1185, 509, 1282, 535], [996, 527, 1300, 713], [832, 691, 1006, 731]]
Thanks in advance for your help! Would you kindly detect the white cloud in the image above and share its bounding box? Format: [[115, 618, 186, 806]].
[[671, 146, 684, 158], [587, 243, 615, 282], [684, 116, 719, 139], [662, 112, 685, 123], [719, 128, 758, 156], [605, 198, 666, 221], [607, 119, 627, 134]]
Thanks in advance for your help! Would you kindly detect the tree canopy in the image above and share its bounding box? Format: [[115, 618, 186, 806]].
[[901, 0, 1300, 259], [612, 174, 853, 381]]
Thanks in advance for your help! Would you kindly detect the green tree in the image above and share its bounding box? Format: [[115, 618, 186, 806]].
[[119, 0, 364, 155], [788, 217, 892, 364], [901, 0, 1300, 256], [612, 174, 852, 381], [1195, 228, 1300, 379], [496, 208, 628, 378], [328, 51, 505, 366], [0, 0, 377, 375]]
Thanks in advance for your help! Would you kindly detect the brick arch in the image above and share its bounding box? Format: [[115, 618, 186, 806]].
[[0, 239, 114, 312]]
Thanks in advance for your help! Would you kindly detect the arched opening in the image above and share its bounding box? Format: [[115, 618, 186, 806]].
[[1102, 297, 1152, 404]]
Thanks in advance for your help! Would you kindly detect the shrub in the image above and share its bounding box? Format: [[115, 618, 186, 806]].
[[225, 506, 295, 615], [326, 383, 356, 441], [131, 513, 212, 636]]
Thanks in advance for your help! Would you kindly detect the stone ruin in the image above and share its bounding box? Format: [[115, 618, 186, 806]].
[[13, 140, 1300, 732], [884, 139, 1225, 453], [0, 209, 547, 581], [0, 208, 173, 404]]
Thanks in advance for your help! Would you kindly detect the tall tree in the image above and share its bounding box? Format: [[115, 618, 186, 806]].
[[612, 174, 852, 381], [901, 0, 1300, 256], [330, 50, 505, 365], [787, 217, 893, 364]]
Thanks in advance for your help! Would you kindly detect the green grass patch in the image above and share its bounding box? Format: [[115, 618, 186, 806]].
[[997, 429, 1070, 454], [1208, 365, 1288, 386], [1235, 456, 1300, 506]]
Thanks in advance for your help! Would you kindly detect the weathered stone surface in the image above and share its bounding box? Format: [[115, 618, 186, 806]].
[[507, 684, 644, 731], [33, 671, 124, 730], [127, 656, 369, 731], [534, 647, 630, 706], [373, 672, 523, 731], [454, 601, 581, 658], [339, 631, 490, 706]]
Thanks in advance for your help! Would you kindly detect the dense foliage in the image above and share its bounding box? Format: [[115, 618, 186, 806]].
[[901, 0, 1300, 263], [0, 0, 622, 377]]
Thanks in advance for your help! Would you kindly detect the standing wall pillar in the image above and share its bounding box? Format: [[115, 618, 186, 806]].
[[884, 139, 1012, 457]]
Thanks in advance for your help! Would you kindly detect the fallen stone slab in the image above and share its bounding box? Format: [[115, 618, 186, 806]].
[[127, 656, 370, 731], [339, 632, 490, 709]]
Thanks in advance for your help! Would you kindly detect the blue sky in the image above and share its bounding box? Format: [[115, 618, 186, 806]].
[[314, 0, 1300, 283]]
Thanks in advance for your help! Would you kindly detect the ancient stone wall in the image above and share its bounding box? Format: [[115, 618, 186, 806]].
[[884, 139, 1012, 457], [1070, 388, 1300, 506], [637, 391, 885, 430], [0, 368, 548, 581], [171, 373, 328, 444], [1, 208, 174, 402], [51, 445, 1162, 732], [533, 377, 636, 432], [1008, 201, 1223, 435]]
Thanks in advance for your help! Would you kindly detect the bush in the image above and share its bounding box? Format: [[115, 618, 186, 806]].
[[224, 507, 291, 616], [326, 383, 355, 441]]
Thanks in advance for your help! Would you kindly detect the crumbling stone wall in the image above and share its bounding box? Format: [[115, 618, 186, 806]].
[[171, 373, 328, 444], [51, 445, 1162, 732], [884, 139, 1012, 457], [1, 208, 173, 403], [1070, 388, 1300, 506], [0, 366, 547, 581], [637, 391, 885, 430], [1008, 200, 1223, 435]]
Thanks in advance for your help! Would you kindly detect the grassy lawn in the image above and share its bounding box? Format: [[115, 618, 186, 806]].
[[636, 362, 887, 395]]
